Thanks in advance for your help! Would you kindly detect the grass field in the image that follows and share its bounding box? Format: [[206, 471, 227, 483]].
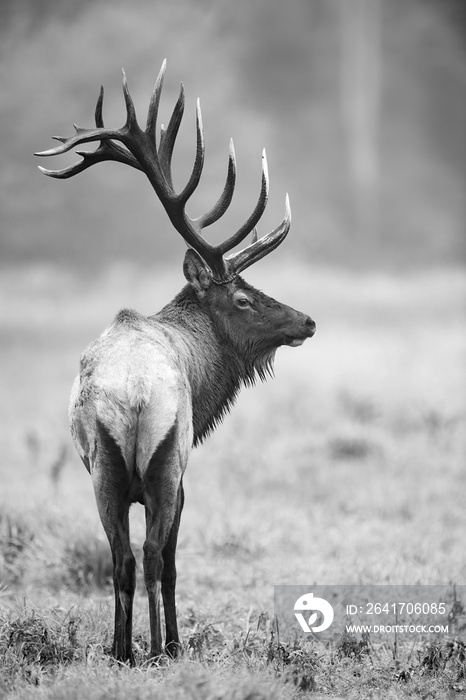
[[0, 262, 465, 699]]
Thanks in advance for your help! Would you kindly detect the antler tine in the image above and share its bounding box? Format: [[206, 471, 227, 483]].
[[146, 59, 166, 138], [216, 149, 269, 256], [225, 193, 291, 275], [37, 161, 91, 179], [195, 139, 236, 229], [121, 69, 139, 130], [178, 98, 205, 204], [95, 85, 105, 127], [157, 84, 185, 191]]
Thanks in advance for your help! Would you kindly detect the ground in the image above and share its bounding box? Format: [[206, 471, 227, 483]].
[[0, 262, 465, 699]]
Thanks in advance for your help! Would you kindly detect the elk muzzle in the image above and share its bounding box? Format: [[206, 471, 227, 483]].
[[278, 309, 316, 347]]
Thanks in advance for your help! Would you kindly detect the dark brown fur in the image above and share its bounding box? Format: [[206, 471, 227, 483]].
[[154, 277, 315, 445]]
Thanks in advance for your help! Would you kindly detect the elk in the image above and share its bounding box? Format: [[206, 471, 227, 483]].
[[35, 61, 316, 663]]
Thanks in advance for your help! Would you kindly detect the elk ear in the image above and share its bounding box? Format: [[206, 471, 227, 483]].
[[183, 248, 212, 297]]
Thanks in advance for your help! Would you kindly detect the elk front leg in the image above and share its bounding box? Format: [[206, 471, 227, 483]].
[[162, 480, 184, 657]]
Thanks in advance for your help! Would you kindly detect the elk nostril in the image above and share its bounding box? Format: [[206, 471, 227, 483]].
[[305, 316, 316, 335]]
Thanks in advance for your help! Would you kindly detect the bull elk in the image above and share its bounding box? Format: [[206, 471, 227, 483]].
[[35, 61, 316, 663]]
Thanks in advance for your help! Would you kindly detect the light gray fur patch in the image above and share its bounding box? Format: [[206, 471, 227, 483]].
[[69, 327, 191, 479]]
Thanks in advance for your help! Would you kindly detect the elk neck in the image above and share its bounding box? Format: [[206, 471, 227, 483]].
[[152, 284, 249, 446]]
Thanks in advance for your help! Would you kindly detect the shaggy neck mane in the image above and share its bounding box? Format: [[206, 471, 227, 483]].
[[153, 285, 275, 445]]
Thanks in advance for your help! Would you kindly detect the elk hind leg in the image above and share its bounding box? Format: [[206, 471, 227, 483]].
[[162, 480, 184, 657], [142, 425, 183, 659], [93, 420, 136, 664]]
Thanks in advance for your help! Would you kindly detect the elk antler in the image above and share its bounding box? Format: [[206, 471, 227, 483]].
[[35, 60, 291, 281]]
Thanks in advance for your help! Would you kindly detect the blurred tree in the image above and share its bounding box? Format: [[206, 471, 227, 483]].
[[0, 0, 95, 35], [339, 0, 381, 240], [1, 0, 465, 268]]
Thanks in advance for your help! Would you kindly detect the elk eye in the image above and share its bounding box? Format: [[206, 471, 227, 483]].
[[234, 295, 251, 309]]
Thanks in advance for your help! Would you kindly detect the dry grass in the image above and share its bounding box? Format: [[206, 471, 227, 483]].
[[0, 262, 465, 698]]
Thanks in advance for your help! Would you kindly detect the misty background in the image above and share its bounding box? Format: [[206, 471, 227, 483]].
[[1, 7, 466, 687], [2, 0, 465, 272]]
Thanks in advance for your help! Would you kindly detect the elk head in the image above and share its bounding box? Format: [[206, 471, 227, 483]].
[[183, 247, 315, 380], [35, 60, 316, 372]]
